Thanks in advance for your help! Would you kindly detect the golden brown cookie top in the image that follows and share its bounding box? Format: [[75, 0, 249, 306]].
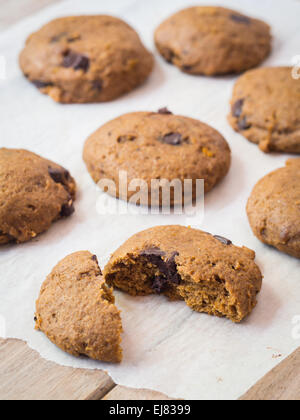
[[0, 148, 76, 244], [83, 110, 231, 196], [247, 159, 300, 258], [19, 16, 154, 103], [155, 6, 271, 75], [35, 251, 123, 363]]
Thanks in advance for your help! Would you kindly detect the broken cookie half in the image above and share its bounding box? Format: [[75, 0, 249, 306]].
[[35, 251, 123, 363], [104, 226, 263, 323]]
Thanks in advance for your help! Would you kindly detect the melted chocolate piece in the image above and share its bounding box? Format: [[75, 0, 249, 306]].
[[230, 14, 251, 24], [63, 51, 90, 72], [48, 167, 70, 184], [214, 235, 232, 246], [60, 199, 75, 217], [141, 248, 181, 294], [159, 132, 187, 146], [32, 80, 53, 89], [158, 108, 173, 115], [238, 116, 251, 130], [232, 99, 244, 118]]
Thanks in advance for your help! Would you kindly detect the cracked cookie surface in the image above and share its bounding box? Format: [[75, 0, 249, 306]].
[[0, 148, 76, 244], [20, 16, 154, 104], [155, 6, 271, 75], [35, 251, 123, 363], [83, 110, 231, 206], [229, 67, 300, 153], [104, 226, 263, 323], [247, 159, 300, 258]]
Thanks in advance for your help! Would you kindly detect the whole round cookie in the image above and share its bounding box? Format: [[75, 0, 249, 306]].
[[247, 159, 300, 258], [104, 225, 263, 323], [35, 251, 123, 363], [83, 109, 231, 206], [0, 148, 76, 244], [154, 6, 271, 75], [19, 16, 154, 104], [229, 67, 300, 153]]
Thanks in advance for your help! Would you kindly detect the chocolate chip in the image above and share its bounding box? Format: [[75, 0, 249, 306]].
[[91, 255, 98, 262], [92, 80, 103, 91], [50, 32, 68, 43], [230, 14, 251, 24], [63, 51, 90, 72], [238, 116, 251, 130], [48, 167, 70, 184], [232, 99, 244, 118], [214, 235, 232, 246], [159, 132, 188, 146], [32, 80, 53, 89], [34, 316, 37, 322], [117, 135, 136, 143], [60, 200, 75, 218], [158, 108, 173, 115], [141, 248, 181, 294]]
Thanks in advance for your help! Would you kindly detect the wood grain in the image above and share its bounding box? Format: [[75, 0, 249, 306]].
[[0, 338, 115, 400], [104, 386, 174, 401], [240, 347, 300, 401]]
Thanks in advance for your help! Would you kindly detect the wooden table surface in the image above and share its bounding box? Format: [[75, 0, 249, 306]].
[[0, 0, 299, 401]]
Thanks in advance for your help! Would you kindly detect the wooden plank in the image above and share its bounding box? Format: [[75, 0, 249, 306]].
[[0, 0, 63, 31], [240, 348, 300, 401], [104, 386, 174, 401], [0, 338, 115, 400]]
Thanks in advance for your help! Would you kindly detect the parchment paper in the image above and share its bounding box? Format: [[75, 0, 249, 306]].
[[0, 0, 300, 400]]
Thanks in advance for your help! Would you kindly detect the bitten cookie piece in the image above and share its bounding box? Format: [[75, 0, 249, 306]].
[[229, 67, 300, 153], [35, 251, 123, 363], [247, 159, 300, 258], [0, 148, 76, 245], [104, 226, 262, 323], [155, 6, 271, 75], [19, 16, 154, 104], [83, 110, 231, 206]]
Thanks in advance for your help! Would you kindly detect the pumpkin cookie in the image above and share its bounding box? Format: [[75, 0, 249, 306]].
[[35, 251, 123, 363], [104, 226, 263, 323], [20, 16, 154, 103], [155, 6, 271, 75], [229, 67, 300, 153], [247, 159, 300, 258], [0, 148, 76, 245], [83, 110, 231, 206]]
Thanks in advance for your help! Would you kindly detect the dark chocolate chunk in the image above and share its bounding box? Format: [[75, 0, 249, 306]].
[[214, 235, 232, 246], [63, 51, 90, 72], [48, 167, 70, 184], [50, 32, 68, 43], [141, 247, 166, 257], [158, 107, 173, 115], [91, 255, 98, 262], [230, 14, 251, 24], [232, 99, 244, 118], [159, 132, 187, 146], [60, 200, 75, 218], [92, 80, 103, 91], [34, 316, 37, 322], [238, 116, 251, 130], [32, 80, 53, 89], [141, 248, 181, 294]]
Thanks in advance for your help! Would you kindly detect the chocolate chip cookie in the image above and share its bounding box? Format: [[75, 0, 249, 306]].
[[19, 16, 154, 103], [104, 226, 263, 323], [229, 67, 300, 153], [83, 110, 231, 206], [155, 6, 271, 75], [35, 251, 123, 363], [0, 148, 76, 244], [247, 159, 300, 258]]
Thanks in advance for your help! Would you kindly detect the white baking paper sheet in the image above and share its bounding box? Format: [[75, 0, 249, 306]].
[[0, 0, 300, 400]]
